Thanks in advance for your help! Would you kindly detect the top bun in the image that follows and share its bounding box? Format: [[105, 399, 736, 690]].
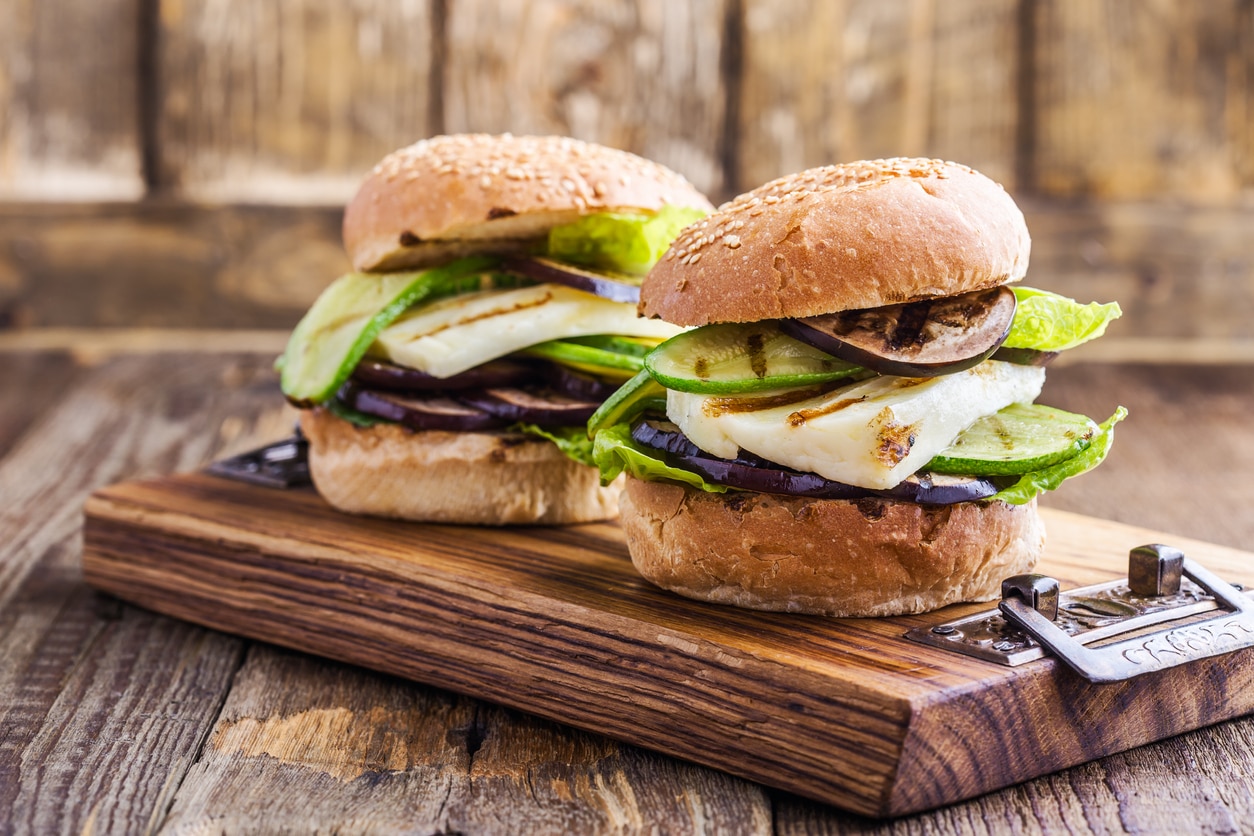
[[639, 158, 1030, 326], [343, 134, 714, 272]]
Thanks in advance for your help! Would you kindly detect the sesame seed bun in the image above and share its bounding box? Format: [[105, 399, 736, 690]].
[[343, 133, 714, 273], [617, 158, 1045, 616], [639, 158, 1030, 326]]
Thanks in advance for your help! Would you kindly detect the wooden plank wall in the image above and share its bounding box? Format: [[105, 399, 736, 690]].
[[0, 0, 1251, 357]]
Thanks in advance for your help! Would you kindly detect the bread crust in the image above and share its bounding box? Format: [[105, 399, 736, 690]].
[[640, 158, 1031, 326], [343, 134, 714, 272], [300, 408, 621, 525], [618, 477, 1044, 617]]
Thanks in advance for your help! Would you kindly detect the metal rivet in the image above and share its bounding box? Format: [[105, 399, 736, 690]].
[[1128, 544, 1185, 597], [931, 625, 956, 636], [1002, 574, 1061, 621]]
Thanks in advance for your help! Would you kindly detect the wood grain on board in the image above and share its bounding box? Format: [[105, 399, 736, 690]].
[[81, 471, 1254, 817]]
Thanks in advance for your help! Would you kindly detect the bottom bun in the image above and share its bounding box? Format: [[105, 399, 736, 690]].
[[618, 477, 1045, 617], [300, 408, 620, 525]]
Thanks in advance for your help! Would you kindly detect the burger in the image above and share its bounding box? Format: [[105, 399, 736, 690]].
[[278, 134, 713, 525], [589, 158, 1125, 616]]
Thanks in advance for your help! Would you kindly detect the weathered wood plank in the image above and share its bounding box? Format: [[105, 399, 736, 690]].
[[156, 0, 437, 202], [0, 353, 297, 833], [0, 350, 84, 457], [158, 646, 478, 832], [161, 645, 771, 833], [737, 0, 1019, 195], [0, 0, 144, 200], [0, 589, 245, 835], [443, 0, 731, 201], [1032, 0, 1254, 201]]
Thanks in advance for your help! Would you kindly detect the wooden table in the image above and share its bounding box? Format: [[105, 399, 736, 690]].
[[3, 338, 1254, 834]]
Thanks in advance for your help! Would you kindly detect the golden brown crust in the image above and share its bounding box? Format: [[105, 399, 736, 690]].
[[617, 477, 1044, 617], [343, 134, 714, 272], [639, 158, 1031, 326], [300, 408, 621, 525]]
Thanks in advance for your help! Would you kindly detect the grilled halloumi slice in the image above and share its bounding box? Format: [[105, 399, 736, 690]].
[[666, 361, 1046, 490], [374, 283, 680, 378]]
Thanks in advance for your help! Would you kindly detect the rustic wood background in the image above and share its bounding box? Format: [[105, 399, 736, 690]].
[[0, 0, 1251, 356]]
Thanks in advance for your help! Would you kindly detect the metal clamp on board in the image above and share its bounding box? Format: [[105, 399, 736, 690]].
[[906, 544, 1254, 682], [204, 431, 312, 489]]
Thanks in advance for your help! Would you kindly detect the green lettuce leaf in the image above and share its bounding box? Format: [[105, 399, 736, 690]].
[[514, 423, 596, 467], [990, 406, 1127, 505], [324, 399, 386, 428], [547, 205, 708, 276], [592, 423, 728, 492], [1003, 287, 1122, 352]]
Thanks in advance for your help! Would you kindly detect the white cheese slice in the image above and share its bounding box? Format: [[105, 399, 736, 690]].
[[372, 283, 681, 378], [667, 361, 1046, 490]]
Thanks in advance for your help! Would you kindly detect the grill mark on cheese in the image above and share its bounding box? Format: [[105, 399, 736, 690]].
[[784, 377, 929, 427], [873, 408, 918, 466], [786, 395, 868, 426], [410, 291, 555, 339]]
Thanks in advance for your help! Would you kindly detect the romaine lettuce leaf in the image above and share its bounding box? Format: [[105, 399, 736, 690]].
[[1003, 287, 1122, 352], [514, 423, 596, 467], [592, 423, 728, 492], [547, 204, 708, 276], [990, 406, 1127, 505]]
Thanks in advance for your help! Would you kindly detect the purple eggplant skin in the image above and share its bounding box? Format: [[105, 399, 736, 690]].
[[339, 382, 508, 432], [629, 418, 999, 504], [455, 387, 602, 428], [990, 346, 1060, 367], [499, 256, 642, 304], [631, 418, 705, 457], [543, 363, 621, 401], [878, 471, 999, 504], [351, 357, 537, 391], [780, 285, 1017, 378]]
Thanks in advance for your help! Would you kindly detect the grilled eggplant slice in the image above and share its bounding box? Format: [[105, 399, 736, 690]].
[[780, 286, 1017, 378]]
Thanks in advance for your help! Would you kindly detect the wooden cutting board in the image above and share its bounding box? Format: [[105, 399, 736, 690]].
[[80, 472, 1254, 818]]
